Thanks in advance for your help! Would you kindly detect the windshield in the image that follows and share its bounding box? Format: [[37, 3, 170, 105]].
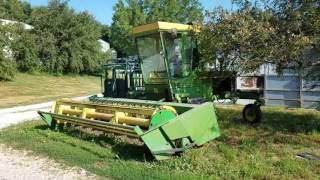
[[163, 32, 193, 78], [137, 33, 167, 84]]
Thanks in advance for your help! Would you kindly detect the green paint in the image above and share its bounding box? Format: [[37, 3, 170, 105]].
[[38, 101, 220, 160], [38, 111, 56, 129], [170, 71, 213, 102], [135, 102, 220, 160], [149, 109, 177, 128], [136, 30, 214, 102]]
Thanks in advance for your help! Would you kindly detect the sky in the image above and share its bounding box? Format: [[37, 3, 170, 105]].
[[23, 0, 234, 25]]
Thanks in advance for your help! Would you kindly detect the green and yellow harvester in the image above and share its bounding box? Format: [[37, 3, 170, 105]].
[[38, 22, 261, 160]]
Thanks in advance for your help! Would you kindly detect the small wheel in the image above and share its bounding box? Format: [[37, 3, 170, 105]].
[[242, 104, 262, 123]]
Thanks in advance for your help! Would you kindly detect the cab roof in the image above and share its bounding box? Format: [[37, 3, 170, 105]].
[[132, 21, 199, 37]]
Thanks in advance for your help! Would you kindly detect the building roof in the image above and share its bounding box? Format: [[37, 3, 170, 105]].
[[132, 21, 199, 36], [0, 19, 34, 30]]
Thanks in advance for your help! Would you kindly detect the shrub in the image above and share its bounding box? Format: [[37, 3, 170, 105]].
[[12, 31, 40, 72], [0, 55, 17, 80]]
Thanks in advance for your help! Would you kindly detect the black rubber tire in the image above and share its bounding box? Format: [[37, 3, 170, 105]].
[[242, 104, 262, 124]]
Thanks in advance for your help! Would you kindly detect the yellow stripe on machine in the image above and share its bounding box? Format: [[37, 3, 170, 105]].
[[132, 21, 200, 36], [53, 99, 154, 128]]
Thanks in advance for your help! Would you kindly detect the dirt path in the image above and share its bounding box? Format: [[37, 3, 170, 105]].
[[0, 97, 99, 180], [0, 96, 89, 129], [0, 145, 98, 180]]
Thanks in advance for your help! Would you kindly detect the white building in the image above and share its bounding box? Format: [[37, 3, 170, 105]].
[[0, 19, 34, 59], [98, 39, 110, 53], [0, 19, 34, 30], [98, 39, 117, 58]]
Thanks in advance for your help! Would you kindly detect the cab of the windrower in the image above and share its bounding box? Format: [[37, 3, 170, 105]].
[[133, 22, 198, 83], [133, 22, 213, 103]]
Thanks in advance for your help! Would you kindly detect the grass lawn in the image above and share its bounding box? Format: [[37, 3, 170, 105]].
[[0, 106, 319, 179], [0, 73, 101, 108]]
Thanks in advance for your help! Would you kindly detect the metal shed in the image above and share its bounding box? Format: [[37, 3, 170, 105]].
[[264, 64, 320, 108], [237, 64, 320, 108]]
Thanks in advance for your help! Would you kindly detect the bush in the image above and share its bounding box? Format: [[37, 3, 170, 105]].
[[31, 1, 103, 74], [12, 31, 40, 72], [0, 25, 18, 80], [0, 55, 17, 81]]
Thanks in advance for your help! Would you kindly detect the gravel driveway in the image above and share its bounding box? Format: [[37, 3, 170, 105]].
[[0, 96, 99, 180], [0, 145, 97, 180]]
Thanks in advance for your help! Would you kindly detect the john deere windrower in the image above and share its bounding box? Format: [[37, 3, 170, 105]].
[[38, 98, 220, 160], [39, 21, 262, 160]]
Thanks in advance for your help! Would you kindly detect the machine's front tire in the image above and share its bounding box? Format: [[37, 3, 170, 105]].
[[242, 104, 262, 124]]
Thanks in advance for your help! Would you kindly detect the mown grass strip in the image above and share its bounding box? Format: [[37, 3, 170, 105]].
[[0, 73, 101, 108]]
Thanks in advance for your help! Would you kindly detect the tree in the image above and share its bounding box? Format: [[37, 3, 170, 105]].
[[0, 25, 17, 80], [198, 6, 275, 77], [0, 54, 16, 80], [269, 0, 314, 75], [101, 25, 111, 42], [21, 1, 33, 23], [199, 0, 320, 83], [110, 0, 204, 57], [0, 0, 28, 22], [145, 0, 203, 23], [30, 0, 104, 74], [110, 0, 146, 56], [12, 29, 40, 72]]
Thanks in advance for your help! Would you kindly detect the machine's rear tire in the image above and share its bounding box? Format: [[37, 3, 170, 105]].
[[242, 104, 262, 124]]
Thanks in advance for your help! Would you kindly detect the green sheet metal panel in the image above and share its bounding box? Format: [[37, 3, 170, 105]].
[[161, 102, 220, 145], [134, 126, 175, 160], [38, 99, 220, 160], [135, 102, 220, 160]]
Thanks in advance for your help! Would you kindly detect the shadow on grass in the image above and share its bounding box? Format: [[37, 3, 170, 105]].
[[217, 107, 320, 134], [35, 125, 152, 162], [262, 111, 320, 133]]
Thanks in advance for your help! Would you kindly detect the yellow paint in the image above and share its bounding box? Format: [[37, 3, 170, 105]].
[[51, 99, 154, 135], [132, 21, 200, 36], [51, 101, 57, 113], [160, 106, 177, 115], [56, 99, 155, 116], [55, 118, 139, 137]]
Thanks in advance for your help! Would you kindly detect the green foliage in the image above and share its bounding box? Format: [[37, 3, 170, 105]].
[[1, 0, 319, 80], [270, 0, 315, 73], [199, 0, 320, 80], [0, 0, 111, 76], [12, 30, 40, 72], [0, 0, 29, 21], [110, 0, 146, 56], [0, 25, 17, 80], [110, 0, 204, 56], [100, 25, 110, 42], [30, 0, 105, 74], [0, 55, 16, 80], [144, 0, 203, 23], [199, 7, 275, 79]]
